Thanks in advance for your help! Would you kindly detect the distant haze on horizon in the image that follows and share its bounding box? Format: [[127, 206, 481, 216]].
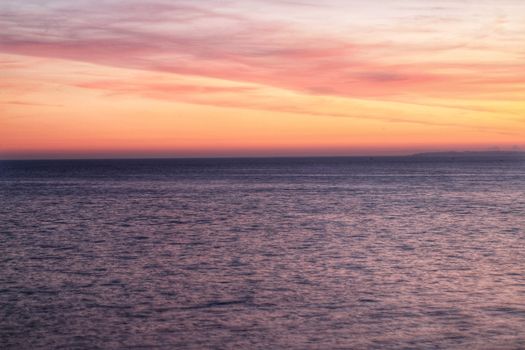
[[1, 0, 524, 159]]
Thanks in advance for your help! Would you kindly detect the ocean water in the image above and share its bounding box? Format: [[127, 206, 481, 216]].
[[1, 156, 524, 349]]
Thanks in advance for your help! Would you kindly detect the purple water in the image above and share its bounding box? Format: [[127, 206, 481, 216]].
[[1, 156, 524, 349]]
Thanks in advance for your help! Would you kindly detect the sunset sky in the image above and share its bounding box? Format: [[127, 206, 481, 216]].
[[1, 0, 524, 159]]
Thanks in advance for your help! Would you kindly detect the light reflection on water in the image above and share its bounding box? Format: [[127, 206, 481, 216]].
[[1, 157, 524, 349]]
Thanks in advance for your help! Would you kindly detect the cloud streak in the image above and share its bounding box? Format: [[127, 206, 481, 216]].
[[73, 76, 521, 136], [2, 0, 524, 102]]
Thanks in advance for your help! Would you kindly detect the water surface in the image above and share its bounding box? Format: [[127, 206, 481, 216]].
[[1, 157, 524, 349]]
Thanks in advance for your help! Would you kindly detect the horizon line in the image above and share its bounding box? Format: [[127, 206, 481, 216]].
[[1, 150, 524, 162]]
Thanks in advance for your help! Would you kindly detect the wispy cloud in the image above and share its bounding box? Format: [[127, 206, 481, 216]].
[[72, 75, 521, 136], [2, 0, 524, 102], [3, 101, 63, 107]]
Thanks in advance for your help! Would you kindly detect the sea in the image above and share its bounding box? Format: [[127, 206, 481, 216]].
[[1, 156, 524, 349]]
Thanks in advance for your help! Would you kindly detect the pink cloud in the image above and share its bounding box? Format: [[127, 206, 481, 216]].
[[76, 80, 258, 96], [1, 0, 523, 102]]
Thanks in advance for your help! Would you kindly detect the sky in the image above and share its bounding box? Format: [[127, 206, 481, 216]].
[[1, 0, 524, 159]]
